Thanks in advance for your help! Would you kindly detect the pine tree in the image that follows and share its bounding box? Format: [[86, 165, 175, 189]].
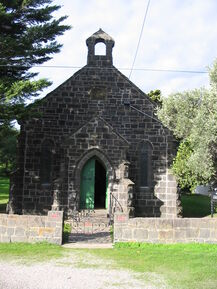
[[0, 0, 70, 125]]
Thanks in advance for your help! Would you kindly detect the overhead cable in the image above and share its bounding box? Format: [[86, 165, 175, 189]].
[[0, 64, 208, 74], [128, 0, 151, 79]]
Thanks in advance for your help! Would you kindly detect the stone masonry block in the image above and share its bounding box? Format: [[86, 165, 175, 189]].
[[28, 216, 45, 227], [0, 217, 7, 226], [1, 235, 11, 242], [208, 220, 217, 229], [45, 221, 59, 228], [186, 228, 199, 239], [7, 227, 15, 236], [54, 227, 62, 236], [210, 230, 217, 239], [11, 236, 28, 242], [38, 227, 55, 237], [133, 228, 148, 240], [15, 217, 28, 227], [114, 227, 123, 241], [157, 219, 173, 230], [148, 230, 158, 240], [159, 230, 174, 240], [7, 217, 17, 227], [174, 229, 186, 240], [114, 213, 129, 223], [199, 229, 210, 239], [0, 226, 6, 235], [28, 228, 39, 237], [48, 211, 63, 220], [134, 218, 156, 229], [15, 227, 26, 237], [167, 181, 177, 188], [173, 219, 190, 228], [122, 228, 133, 240], [165, 207, 177, 214]]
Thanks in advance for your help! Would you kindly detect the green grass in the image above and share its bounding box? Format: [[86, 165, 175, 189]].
[[0, 177, 9, 213], [0, 242, 66, 262], [0, 242, 217, 288], [181, 194, 217, 217], [89, 243, 217, 289]]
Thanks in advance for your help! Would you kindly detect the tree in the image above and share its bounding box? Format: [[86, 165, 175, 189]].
[[0, 0, 70, 126], [157, 60, 217, 190], [172, 140, 197, 191], [147, 89, 162, 107], [0, 126, 18, 175]]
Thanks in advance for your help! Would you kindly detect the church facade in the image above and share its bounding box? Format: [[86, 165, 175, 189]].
[[9, 30, 179, 219]]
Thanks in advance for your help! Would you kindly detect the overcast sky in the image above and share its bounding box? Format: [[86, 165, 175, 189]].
[[32, 0, 217, 98]]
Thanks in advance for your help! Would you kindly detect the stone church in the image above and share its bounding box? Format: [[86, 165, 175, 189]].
[[9, 29, 178, 219]]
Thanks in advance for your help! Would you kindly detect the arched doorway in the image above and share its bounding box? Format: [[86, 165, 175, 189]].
[[80, 157, 108, 210]]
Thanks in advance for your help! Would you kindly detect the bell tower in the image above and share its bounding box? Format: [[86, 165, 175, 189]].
[[86, 29, 115, 67]]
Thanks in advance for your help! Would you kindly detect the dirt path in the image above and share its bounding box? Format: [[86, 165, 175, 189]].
[[0, 251, 167, 289]]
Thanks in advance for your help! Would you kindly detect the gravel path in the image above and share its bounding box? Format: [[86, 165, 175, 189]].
[[0, 252, 167, 289]]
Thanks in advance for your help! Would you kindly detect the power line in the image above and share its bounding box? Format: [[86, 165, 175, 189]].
[[128, 0, 151, 79], [0, 64, 208, 74]]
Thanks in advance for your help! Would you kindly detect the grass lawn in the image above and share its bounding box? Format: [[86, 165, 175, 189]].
[[0, 242, 66, 262], [0, 178, 217, 288], [0, 242, 217, 289], [0, 176, 9, 213], [89, 243, 217, 289]]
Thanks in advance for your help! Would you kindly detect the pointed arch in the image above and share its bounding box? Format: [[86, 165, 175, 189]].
[[74, 149, 115, 210], [40, 139, 54, 184], [139, 140, 153, 187]]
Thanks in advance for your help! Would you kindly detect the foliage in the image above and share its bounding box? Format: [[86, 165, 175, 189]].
[[63, 223, 71, 243], [157, 59, 217, 187], [0, 0, 70, 126], [172, 140, 199, 191], [0, 126, 19, 174], [147, 89, 162, 106]]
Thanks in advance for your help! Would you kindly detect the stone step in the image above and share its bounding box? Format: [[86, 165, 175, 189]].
[[68, 233, 112, 244]]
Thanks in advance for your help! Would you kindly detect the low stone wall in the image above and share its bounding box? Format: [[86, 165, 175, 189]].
[[114, 213, 217, 243], [0, 211, 63, 245]]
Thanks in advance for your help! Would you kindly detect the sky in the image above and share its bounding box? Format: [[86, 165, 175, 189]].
[[32, 0, 217, 98]]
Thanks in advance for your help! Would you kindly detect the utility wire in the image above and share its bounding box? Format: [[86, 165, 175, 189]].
[[129, 104, 162, 124], [128, 0, 151, 79], [0, 64, 208, 74]]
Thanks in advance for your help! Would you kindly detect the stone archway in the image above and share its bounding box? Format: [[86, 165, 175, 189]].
[[75, 149, 115, 211]]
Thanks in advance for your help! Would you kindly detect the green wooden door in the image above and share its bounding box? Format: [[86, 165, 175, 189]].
[[80, 157, 108, 209], [80, 158, 95, 209]]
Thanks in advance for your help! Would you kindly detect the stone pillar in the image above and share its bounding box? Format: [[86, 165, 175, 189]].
[[51, 178, 61, 211], [115, 161, 134, 215]]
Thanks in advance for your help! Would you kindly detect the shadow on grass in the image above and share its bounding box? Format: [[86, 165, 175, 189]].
[[181, 194, 215, 218], [0, 176, 9, 213], [0, 203, 6, 213]]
